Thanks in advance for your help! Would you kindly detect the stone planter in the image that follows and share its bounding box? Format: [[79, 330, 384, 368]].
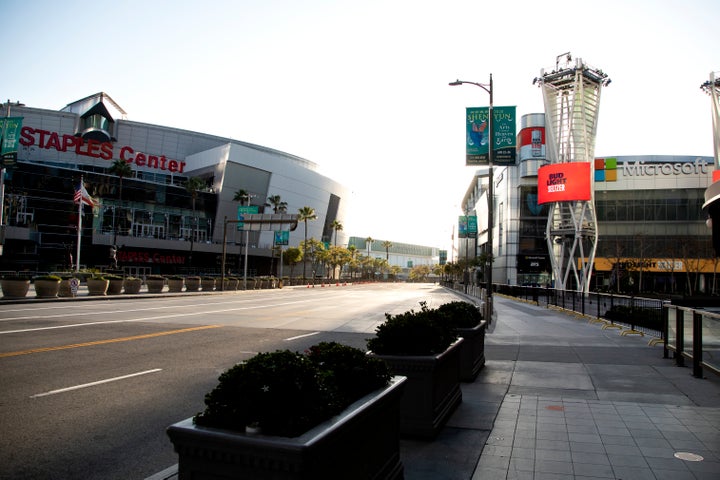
[[369, 338, 463, 439], [146, 278, 166, 293], [58, 278, 74, 297], [123, 278, 142, 294], [220, 278, 239, 291], [167, 278, 185, 292], [167, 376, 406, 480], [107, 278, 124, 295], [34, 279, 61, 298], [1, 278, 31, 298], [201, 277, 215, 291], [86, 278, 109, 296], [457, 321, 487, 382], [185, 277, 201, 292]]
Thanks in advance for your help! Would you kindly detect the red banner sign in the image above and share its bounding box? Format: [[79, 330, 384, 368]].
[[537, 162, 591, 204]]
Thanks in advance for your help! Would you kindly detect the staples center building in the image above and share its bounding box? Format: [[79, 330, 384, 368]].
[[1, 93, 349, 276]]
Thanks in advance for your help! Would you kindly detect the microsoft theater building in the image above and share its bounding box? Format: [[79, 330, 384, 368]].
[[0, 93, 349, 276], [463, 113, 714, 293]]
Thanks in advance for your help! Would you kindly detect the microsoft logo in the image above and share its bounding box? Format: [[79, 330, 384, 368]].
[[594, 158, 617, 182]]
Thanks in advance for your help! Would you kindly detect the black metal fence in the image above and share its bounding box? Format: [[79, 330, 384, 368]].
[[445, 282, 720, 379]]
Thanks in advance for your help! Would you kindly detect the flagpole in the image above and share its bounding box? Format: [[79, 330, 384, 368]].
[[76, 176, 83, 272]]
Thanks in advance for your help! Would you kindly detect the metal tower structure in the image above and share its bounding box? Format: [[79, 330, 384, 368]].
[[701, 72, 720, 173], [534, 53, 610, 292]]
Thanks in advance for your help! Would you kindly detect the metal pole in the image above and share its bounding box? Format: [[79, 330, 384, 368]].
[[221, 216, 227, 291], [487, 73, 494, 323], [244, 229, 249, 290]]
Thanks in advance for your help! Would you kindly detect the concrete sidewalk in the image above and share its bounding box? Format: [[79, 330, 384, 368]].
[[147, 292, 720, 480], [464, 296, 720, 480]]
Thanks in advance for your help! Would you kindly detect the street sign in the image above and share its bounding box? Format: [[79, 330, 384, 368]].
[[237, 205, 259, 230]]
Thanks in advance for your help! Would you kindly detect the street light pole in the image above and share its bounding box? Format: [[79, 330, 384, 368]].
[[449, 75, 494, 323]]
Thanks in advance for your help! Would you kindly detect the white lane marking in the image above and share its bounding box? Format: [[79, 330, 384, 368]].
[[0, 299, 317, 335], [30, 368, 163, 398], [0, 297, 307, 322], [284, 332, 320, 341]]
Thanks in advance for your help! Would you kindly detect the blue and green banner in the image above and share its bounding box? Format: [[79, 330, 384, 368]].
[[274, 230, 290, 245], [0, 117, 24, 167], [237, 205, 259, 230], [465, 106, 516, 166], [458, 215, 478, 239]]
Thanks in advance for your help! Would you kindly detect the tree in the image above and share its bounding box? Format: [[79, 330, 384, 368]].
[[365, 237, 374, 260], [267, 195, 287, 213], [109, 159, 133, 246], [233, 189, 250, 205], [298, 206, 317, 279], [184, 177, 206, 268], [382, 240, 393, 261], [284, 247, 303, 278], [331, 220, 343, 247]]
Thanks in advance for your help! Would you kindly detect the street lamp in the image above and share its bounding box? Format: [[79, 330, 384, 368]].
[[449, 75, 494, 323]]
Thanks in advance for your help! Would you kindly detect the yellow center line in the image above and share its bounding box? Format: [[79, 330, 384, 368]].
[[0, 324, 223, 358]]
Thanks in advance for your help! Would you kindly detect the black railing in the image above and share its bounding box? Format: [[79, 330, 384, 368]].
[[664, 305, 720, 378]]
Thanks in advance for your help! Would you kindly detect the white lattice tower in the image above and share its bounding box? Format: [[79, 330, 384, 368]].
[[534, 53, 610, 292], [701, 72, 720, 171]]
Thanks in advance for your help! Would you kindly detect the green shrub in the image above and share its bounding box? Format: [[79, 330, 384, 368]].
[[34, 275, 62, 282], [436, 301, 483, 328], [367, 302, 457, 356], [194, 343, 391, 437]]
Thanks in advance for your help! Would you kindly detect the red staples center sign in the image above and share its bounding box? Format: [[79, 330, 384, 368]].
[[19, 127, 187, 173], [537, 162, 591, 204]]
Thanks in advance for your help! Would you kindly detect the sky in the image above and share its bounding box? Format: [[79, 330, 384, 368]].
[[2, 0, 718, 255]]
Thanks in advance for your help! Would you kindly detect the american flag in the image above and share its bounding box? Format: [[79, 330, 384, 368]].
[[74, 182, 96, 208]]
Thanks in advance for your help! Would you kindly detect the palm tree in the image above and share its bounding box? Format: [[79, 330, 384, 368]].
[[365, 236, 374, 259], [233, 189, 250, 205], [267, 195, 288, 213], [109, 159, 133, 246], [382, 240, 393, 262], [184, 177, 206, 268], [331, 220, 343, 247], [298, 206, 317, 280]]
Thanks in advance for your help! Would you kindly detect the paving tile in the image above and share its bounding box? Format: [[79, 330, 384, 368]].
[[633, 436, 673, 448], [607, 453, 650, 467], [603, 444, 642, 456], [534, 459, 573, 475], [571, 451, 611, 465], [652, 470, 697, 480], [572, 462, 615, 478], [600, 433, 637, 446], [569, 432, 603, 444], [535, 448, 571, 462], [610, 465, 658, 479], [570, 442, 605, 454], [512, 436, 536, 449]]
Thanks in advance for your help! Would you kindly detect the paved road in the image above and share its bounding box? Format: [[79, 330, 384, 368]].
[[0, 283, 465, 480]]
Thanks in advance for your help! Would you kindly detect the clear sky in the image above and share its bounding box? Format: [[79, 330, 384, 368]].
[[2, 0, 718, 255]]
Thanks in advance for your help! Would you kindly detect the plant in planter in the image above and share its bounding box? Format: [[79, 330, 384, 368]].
[[123, 276, 142, 294], [146, 275, 166, 293], [168, 342, 405, 479], [436, 301, 487, 381], [184, 276, 201, 292], [34, 274, 62, 298], [1, 275, 32, 298], [367, 302, 463, 439], [166, 275, 185, 292], [86, 275, 110, 296], [104, 274, 124, 295]]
